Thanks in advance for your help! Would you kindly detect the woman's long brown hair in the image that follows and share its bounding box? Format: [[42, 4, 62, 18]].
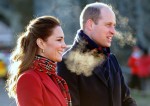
[[6, 16, 60, 98]]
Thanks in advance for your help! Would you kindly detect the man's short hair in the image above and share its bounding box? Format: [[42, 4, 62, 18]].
[[80, 2, 112, 29]]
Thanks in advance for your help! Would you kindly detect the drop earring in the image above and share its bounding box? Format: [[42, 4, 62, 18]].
[[42, 49, 45, 53]]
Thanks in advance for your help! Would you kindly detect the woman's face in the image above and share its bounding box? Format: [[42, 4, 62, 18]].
[[38, 26, 67, 62]]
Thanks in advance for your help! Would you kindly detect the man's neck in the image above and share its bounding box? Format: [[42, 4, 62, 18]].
[[82, 29, 92, 40]]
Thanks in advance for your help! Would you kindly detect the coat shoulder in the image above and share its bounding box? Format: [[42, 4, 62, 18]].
[[18, 69, 42, 87]]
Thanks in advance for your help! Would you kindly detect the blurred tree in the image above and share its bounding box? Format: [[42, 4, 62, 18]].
[[0, 14, 10, 26], [10, 0, 33, 29], [0, 0, 150, 64], [34, 0, 81, 44], [110, 0, 150, 53], [135, 0, 146, 50]]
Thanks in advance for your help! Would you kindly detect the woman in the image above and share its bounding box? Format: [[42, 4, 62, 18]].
[[6, 16, 72, 106]]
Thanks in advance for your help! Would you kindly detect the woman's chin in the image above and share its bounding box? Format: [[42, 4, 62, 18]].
[[55, 58, 62, 62]]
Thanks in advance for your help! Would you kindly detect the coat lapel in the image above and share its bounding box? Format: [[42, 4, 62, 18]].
[[93, 57, 114, 89], [36, 71, 66, 106], [109, 54, 119, 92], [93, 65, 108, 87], [108, 71, 114, 94]]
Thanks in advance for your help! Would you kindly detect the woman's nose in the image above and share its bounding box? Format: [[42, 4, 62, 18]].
[[62, 42, 67, 49]]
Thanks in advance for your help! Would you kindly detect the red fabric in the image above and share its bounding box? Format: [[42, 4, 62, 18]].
[[128, 56, 140, 75], [137, 55, 150, 78], [32, 55, 72, 105], [128, 55, 150, 78], [16, 69, 67, 106]]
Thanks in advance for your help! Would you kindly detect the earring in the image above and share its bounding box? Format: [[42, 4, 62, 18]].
[[42, 49, 45, 53]]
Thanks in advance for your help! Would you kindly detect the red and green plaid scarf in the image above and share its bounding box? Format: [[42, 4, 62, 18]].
[[32, 55, 72, 106]]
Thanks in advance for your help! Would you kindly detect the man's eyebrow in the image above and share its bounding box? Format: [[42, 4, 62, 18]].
[[106, 22, 116, 25], [56, 36, 64, 38]]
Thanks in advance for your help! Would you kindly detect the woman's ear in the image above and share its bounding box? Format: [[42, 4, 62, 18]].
[[36, 38, 45, 49]]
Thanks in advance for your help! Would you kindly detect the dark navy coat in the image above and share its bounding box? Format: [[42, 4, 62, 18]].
[[57, 30, 137, 106]]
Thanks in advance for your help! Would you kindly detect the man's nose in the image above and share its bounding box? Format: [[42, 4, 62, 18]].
[[110, 27, 116, 35]]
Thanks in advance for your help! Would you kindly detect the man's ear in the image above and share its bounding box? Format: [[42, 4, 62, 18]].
[[36, 38, 45, 49], [85, 19, 95, 31]]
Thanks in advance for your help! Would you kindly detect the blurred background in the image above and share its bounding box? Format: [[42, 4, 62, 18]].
[[0, 0, 150, 106]]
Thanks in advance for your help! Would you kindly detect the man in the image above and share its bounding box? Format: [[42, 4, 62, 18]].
[[57, 2, 137, 106]]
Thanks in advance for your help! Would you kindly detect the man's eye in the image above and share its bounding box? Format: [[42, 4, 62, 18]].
[[57, 39, 62, 41], [105, 24, 110, 27], [107, 24, 111, 26]]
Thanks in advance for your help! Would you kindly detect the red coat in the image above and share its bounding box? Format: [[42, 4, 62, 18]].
[[16, 69, 67, 106], [128, 55, 150, 78], [138, 55, 150, 78], [128, 56, 140, 75]]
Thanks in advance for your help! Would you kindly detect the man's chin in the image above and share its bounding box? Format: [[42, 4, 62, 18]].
[[106, 43, 111, 47], [103, 45, 111, 48], [98, 43, 111, 47]]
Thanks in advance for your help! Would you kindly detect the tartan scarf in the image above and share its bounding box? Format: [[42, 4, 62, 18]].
[[32, 55, 72, 106]]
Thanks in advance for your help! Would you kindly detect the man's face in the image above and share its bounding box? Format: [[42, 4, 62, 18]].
[[90, 7, 116, 47]]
